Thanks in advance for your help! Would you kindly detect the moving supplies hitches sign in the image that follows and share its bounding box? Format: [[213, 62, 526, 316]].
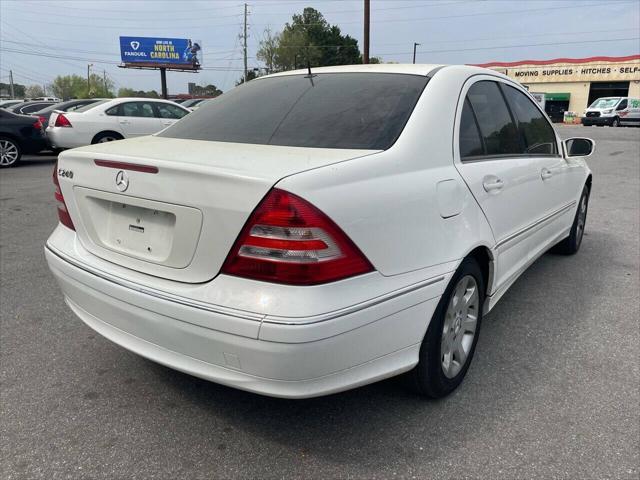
[[120, 37, 202, 69]]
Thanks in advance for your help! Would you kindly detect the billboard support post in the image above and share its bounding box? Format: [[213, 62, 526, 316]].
[[160, 68, 168, 99]]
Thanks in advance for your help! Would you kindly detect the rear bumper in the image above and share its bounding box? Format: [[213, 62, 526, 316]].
[[46, 127, 91, 149], [45, 244, 445, 398]]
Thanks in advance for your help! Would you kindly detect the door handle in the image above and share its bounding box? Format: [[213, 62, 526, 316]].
[[482, 177, 504, 192], [161, 121, 173, 126], [541, 168, 553, 180], [118, 120, 130, 125]]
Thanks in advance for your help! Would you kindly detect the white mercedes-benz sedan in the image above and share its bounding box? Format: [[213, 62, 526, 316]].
[[45, 64, 594, 399], [46, 97, 190, 149]]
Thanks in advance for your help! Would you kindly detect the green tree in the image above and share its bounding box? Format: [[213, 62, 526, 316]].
[[51, 75, 86, 100], [258, 8, 361, 72], [88, 73, 115, 98], [25, 84, 45, 98], [256, 28, 280, 73], [117, 87, 136, 97], [117, 88, 160, 98], [191, 84, 222, 97], [235, 69, 258, 86]]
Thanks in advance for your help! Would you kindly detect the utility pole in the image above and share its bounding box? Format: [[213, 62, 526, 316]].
[[87, 63, 93, 96], [363, 0, 370, 64], [103, 70, 107, 94], [413, 43, 420, 64], [243, 3, 248, 82], [9, 70, 15, 98]]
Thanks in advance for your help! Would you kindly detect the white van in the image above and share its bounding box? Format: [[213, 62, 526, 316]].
[[582, 97, 640, 127]]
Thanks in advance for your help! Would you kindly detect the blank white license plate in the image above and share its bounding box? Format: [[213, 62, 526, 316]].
[[104, 202, 176, 261]]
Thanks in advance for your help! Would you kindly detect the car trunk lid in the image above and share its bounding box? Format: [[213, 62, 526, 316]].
[[57, 135, 376, 283]]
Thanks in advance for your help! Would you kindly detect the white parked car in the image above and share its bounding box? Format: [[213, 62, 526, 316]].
[[46, 97, 190, 149], [45, 65, 594, 399]]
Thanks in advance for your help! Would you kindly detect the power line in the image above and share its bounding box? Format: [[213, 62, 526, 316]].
[[4, 1, 635, 30], [0, 47, 250, 70], [251, 1, 639, 27], [405, 37, 640, 58]]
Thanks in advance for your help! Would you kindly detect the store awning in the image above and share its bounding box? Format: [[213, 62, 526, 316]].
[[545, 93, 571, 101]]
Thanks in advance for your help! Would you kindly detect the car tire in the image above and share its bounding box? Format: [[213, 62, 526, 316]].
[[612, 117, 620, 127], [0, 136, 22, 168], [553, 185, 590, 255], [92, 132, 123, 144], [408, 257, 485, 398]]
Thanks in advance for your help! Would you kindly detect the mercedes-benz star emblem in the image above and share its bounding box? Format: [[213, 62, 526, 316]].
[[115, 170, 129, 192]]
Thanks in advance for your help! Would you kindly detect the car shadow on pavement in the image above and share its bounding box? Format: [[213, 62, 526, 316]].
[[16, 153, 57, 168], [141, 228, 613, 469]]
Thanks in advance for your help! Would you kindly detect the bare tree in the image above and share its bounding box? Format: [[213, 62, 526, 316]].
[[256, 28, 280, 74]]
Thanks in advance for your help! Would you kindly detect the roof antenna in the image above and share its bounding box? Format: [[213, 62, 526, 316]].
[[305, 60, 316, 84]]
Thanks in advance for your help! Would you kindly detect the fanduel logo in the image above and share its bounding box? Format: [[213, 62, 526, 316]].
[[130, 41, 140, 50]]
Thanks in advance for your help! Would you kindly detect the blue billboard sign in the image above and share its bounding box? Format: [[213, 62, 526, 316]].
[[119, 36, 202, 69]]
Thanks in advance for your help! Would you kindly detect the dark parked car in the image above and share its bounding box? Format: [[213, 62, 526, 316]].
[[7, 101, 57, 115], [0, 109, 49, 168], [34, 99, 104, 129], [0, 99, 24, 110]]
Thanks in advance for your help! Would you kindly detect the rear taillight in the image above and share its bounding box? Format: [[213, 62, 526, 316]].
[[54, 114, 72, 127], [33, 118, 43, 130], [52, 162, 75, 230], [221, 189, 373, 285]]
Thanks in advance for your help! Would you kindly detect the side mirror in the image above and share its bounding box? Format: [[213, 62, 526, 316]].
[[563, 137, 595, 158]]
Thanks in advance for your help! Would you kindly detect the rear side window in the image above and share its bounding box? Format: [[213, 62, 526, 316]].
[[501, 85, 558, 155], [459, 98, 484, 158], [466, 81, 520, 156], [159, 73, 429, 150]]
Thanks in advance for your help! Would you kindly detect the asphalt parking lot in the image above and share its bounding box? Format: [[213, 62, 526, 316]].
[[1, 125, 638, 479]]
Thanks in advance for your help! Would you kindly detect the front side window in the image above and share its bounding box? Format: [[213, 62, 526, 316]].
[[159, 73, 429, 150], [502, 85, 558, 155], [617, 99, 628, 110], [466, 81, 520, 156], [156, 103, 188, 119]]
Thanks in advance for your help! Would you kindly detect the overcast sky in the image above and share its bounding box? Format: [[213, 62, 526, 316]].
[[1, 0, 638, 95]]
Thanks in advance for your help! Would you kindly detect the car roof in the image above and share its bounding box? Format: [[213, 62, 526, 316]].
[[265, 63, 445, 79], [109, 97, 181, 103]]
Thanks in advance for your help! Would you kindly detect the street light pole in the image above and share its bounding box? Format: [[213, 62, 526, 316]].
[[413, 43, 420, 64]]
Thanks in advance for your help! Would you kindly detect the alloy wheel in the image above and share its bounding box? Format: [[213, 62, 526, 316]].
[[0, 139, 19, 166], [98, 136, 118, 143], [441, 275, 479, 379]]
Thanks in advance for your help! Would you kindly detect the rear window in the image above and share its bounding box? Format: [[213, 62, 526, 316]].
[[75, 100, 109, 112], [159, 73, 429, 150]]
